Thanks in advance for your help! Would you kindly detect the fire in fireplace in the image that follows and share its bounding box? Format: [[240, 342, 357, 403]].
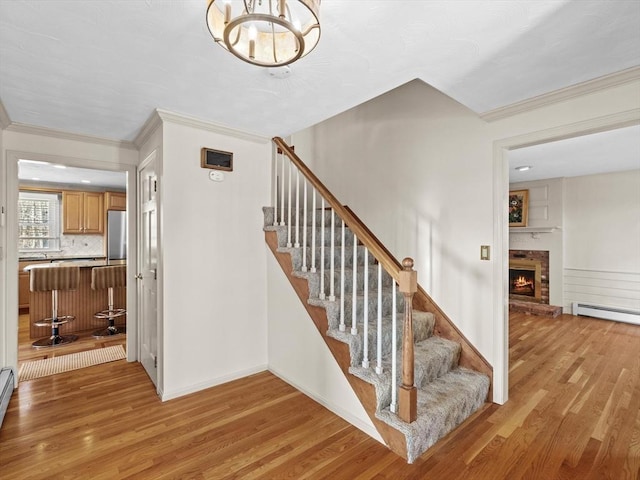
[[510, 269, 536, 297]]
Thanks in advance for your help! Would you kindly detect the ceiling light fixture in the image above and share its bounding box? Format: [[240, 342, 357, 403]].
[[206, 0, 321, 67], [515, 165, 533, 172], [81, 180, 91, 184], [53, 164, 67, 169]]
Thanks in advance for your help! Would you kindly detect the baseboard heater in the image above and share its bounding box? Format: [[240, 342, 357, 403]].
[[0, 368, 15, 428], [572, 302, 640, 326]]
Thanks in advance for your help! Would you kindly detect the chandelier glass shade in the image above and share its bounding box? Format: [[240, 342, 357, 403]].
[[206, 0, 321, 67]]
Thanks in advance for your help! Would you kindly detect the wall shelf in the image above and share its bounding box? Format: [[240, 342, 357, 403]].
[[510, 226, 561, 234]]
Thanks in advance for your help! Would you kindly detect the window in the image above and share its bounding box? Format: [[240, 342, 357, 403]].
[[18, 191, 61, 252]]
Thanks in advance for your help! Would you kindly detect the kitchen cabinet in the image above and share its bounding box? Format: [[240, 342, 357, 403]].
[[105, 192, 126, 211], [18, 260, 48, 311], [62, 191, 104, 234]]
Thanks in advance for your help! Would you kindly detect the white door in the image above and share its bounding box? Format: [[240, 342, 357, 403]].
[[138, 157, 159, 387]]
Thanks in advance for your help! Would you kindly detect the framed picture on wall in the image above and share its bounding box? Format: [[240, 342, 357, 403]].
[[509, 189, 529, 227]]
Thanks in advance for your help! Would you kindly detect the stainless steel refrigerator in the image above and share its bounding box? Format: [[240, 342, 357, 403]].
[[107, 211, 127, 261]]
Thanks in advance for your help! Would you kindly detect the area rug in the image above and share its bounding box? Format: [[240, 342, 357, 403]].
[[19, 345, 126, 381]]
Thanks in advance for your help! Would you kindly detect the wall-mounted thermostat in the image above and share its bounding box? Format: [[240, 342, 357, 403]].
[[209, 170, 224, 182]]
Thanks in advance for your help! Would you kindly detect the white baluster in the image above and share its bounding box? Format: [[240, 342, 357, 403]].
[[294, 167, 300, 248], [279, 152, 285, 226], [319, 198, 326, 300], [329, 208, 336, 301], [362, 248, 369, 368], [351, 233, 358, 335], [339, 218, 346, 332], [376, 263, 383, 374], [301, 179, 308, 272], [287, 160, 292, 247], [272, 144, 278, 226], [310, 189, 317, 273], [390, 281, 398, 414]]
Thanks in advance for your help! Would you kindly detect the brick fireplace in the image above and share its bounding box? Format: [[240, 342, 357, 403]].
[[509, 250, 550, 304]]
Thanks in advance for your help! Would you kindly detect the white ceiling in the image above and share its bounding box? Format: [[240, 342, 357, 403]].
[[509, 124, 640, 183], [1, 0, 639, 143], [18, 160, 127, 190]]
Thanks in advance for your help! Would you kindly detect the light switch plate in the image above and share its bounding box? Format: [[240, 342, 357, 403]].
[[480, 245, 490, 260]]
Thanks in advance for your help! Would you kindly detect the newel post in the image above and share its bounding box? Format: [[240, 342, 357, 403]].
[[398, 257, 418, 423]]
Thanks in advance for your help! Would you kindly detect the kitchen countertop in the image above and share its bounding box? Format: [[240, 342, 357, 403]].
[[19, 255, 106, 261], [23, 259, 126, 271]]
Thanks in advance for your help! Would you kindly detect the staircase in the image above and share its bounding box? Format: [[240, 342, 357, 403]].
[[264, 138, 492, 463]]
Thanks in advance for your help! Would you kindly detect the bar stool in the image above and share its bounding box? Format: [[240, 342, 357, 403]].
[[91, 265, 127, 338], [31, 266, 80, 348]]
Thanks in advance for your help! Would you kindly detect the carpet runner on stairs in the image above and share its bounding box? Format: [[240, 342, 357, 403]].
[[263, 206, 489, 463]]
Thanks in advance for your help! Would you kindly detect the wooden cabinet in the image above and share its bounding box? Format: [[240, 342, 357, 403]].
[[18, 260, 48, 311], [62, 191, 104, 234], [19, 269, 30, 310], [105, 192, 126, 211]]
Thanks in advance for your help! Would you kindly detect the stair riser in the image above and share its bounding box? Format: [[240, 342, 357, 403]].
[[271, 208, 343, 227], [334, 292, 407, 325], [319, 268, 394, 295], [285, 245, 378, 273], [276, 225, 358, 247], [354, 318, 434, 365]]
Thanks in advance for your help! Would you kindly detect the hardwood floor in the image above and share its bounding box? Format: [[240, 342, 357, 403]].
[[17, 313, 126, 363], [1, 312, 639, 479]]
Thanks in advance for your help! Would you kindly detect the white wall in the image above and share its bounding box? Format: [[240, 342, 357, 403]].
[[563, 170, 640, 311], [509, 177, 564, 306], [300, 79, 496, 364], [266, 254, 382, 442], [159, 119, 271, 399]]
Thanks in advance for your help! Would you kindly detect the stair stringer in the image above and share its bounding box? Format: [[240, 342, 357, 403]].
[[265, 229, 411, 460]]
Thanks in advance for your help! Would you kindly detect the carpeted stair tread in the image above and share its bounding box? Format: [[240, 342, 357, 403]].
[[326, 310, 435, 366], [349, 335, 460, 410], [377, 368, 490, 463]]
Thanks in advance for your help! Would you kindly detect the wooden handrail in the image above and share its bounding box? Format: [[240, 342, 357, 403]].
[[273, 137, 403, 284]]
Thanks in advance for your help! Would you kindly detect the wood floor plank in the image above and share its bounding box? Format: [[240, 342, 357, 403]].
[[2, 312, 639, 479]]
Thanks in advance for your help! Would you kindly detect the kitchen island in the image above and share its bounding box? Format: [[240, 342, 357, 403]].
[[24, 260, 127, 339]]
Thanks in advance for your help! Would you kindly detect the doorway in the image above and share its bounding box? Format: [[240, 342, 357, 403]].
[[492, 110, 640, 405], [5, 150, 138, 382]]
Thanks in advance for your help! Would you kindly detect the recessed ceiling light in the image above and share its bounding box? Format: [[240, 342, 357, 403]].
[[515, 165, 532, 172], [81, 179, 91, 184], [53, 164, 67, 169], [31, 177, 41, 181]]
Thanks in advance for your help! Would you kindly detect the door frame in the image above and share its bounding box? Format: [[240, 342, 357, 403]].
[[137, 149, 163, 397], [491, 109, 640, 405], [3, 150, 138, 374]]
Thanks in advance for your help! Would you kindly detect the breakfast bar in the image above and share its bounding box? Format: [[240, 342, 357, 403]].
[[24, 260, 127, 339]]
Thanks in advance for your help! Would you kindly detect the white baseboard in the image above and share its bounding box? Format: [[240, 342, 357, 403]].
[[268, 365, 384, 444], [160, 364, 268, 402]]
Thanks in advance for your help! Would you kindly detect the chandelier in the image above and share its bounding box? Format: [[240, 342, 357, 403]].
[[206, 0, 321, 67]]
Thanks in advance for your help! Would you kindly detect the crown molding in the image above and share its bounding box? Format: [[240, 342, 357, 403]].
[[133, 110, 163, 149], [0, 99, 11, 129], [4, 122, 137, 150], [155, 109, 269, 144], [481, 66, 640, 122]]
